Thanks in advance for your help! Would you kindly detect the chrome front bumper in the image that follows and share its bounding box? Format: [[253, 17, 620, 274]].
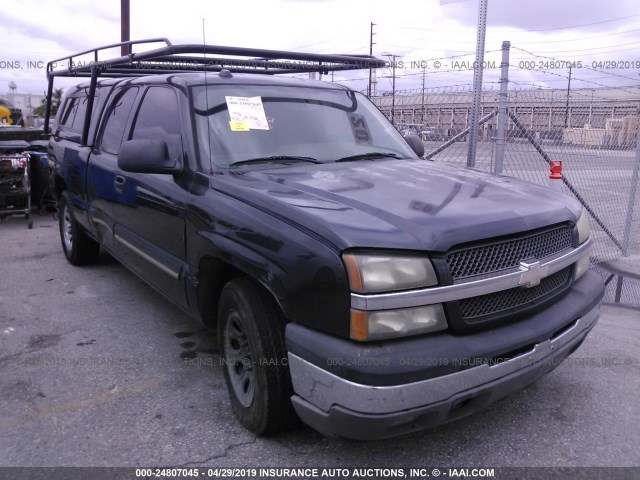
[[288, 300, 601, 439]]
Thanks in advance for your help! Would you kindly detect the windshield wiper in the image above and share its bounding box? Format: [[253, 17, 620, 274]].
[[335, 152, 405, 163], [230, 155, 320, 167]]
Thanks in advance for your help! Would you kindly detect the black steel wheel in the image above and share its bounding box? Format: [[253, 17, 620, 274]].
[[218, 277, 296, 435], [58, 192, 100, 265]]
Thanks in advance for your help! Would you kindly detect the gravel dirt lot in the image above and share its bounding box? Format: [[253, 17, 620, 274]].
[[1, 214, 639, 468]]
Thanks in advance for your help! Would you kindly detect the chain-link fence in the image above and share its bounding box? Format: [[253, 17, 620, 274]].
[[371, 45, 640, 306]]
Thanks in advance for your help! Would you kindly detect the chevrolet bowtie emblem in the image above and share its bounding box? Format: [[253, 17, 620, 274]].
[[518, 261, 549, 288]]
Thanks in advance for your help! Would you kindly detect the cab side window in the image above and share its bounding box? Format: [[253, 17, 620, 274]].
[[130, 87, 182, 160], [101, 88, 138, 155]]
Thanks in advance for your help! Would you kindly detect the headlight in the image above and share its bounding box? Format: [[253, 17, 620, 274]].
[[343, 253, 438, 293], [576, 210, 590, 245], [575, 252, 590, 280], [574, 210, 591, 279], [350, 304, 447, 341]]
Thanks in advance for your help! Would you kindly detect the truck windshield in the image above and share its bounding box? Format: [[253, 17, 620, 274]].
[[192, 84, 416, 168]]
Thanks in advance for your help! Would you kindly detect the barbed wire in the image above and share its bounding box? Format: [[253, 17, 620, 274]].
[[378, 49, 502, 65], [507, 81, 631, 101], [373, 84, 511, 98], [507, 75, 635, 83], [509, 63, 640, 98]]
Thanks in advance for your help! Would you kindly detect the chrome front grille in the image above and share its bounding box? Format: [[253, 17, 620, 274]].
[[458, 267, 572, 321], [445, 225, 573, 281]]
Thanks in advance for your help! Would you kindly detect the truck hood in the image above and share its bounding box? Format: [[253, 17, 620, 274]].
[[212, 160, 581, 252]]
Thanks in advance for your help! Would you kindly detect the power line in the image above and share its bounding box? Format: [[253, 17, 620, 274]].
[[508, 74, 634, 83], [396, 27, 640, 46], [511, 45, 640, 60], [393, 49, 501, 65], [313, 44, 369, 54], [525, 40, 640, 55], [511, 64, 640, 97], [389, 13, 640, 35], [526, 13, 640, 32], [512, 46, 640, 83], [291, 32, 362, 51], [376, 43, 636, 67], [340, 45, 371, 54], [376, 42, 475, 54], [517, 27, 640, 44]]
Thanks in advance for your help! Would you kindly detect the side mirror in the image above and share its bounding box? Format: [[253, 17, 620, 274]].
[[403, 134, 425, 158], [118, 139, 182, 174]]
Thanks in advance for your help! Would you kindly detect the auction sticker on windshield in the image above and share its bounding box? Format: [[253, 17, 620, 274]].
[[226, 96, 269, 130]]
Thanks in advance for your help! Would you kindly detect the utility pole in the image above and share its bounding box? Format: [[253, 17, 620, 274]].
[[368, 22, 376, 98], [564, 66, 572, 128], [121, 0, 130, 56], [372, 69, 377, 96], [382, 53, 398, 125]]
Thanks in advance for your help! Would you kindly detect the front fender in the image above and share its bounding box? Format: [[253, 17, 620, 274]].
[[185, 189, 351, 338]]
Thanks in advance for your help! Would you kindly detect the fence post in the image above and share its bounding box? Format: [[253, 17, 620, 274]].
[[466, 0, 489, 168], [622, 127, 640, 256], [493, 41, 510, 174], [615, 129, 639, 302]]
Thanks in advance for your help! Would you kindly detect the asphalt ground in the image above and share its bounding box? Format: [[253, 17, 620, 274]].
[[0, 214, 639, 469]]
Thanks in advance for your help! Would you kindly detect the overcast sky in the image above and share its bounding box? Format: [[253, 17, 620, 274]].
[[1, 0, 639, 97]]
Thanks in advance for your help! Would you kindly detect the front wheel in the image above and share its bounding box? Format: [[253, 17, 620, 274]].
[[218, 278, 296, 435], [58, 192, 100, 265]]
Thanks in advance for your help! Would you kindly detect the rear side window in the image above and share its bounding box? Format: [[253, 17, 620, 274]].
[[58, 97, 78, 127], [101, 88, 138, 155], [130, 87, 182, 159], [56, 91, 101, 140], [70, 96, 91, 131]]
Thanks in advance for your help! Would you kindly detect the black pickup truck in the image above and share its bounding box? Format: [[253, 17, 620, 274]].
[[46, 40, 604, 440]]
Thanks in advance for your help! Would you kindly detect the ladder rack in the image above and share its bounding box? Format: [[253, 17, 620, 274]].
[[44, 39, 385, 137]]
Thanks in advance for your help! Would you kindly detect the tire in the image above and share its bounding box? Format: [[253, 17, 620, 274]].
[[58, 192, 100, 265], [218, 277, 296, 435]]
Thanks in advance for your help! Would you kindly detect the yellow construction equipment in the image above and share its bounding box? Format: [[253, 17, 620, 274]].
[[0, 105, 13, 125]]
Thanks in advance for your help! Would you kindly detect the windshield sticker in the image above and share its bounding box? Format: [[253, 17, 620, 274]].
[[349, 113, 372, 145], [225, 96, 269, 130], [229, 120, 249, 132]]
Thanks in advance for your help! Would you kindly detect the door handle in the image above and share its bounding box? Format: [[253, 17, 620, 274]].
[[114, 175, 126, 191]]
